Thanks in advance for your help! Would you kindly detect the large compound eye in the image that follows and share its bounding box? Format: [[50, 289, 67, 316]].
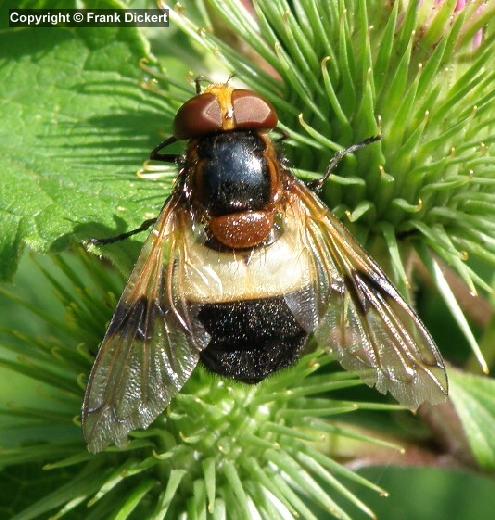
[[174, 93, 223, 139], [232, 90, 278, 130]]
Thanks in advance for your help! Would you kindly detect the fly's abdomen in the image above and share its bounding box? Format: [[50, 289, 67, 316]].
[[181, 214, 319, 383], [196, 294, 310, 382]]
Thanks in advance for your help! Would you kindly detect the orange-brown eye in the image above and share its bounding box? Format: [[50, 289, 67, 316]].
[[232, 89, 278, 130], [174, 93, 223, 139]]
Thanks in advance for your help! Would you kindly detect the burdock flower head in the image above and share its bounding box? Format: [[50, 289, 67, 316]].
[[169, 0, 495, 362]]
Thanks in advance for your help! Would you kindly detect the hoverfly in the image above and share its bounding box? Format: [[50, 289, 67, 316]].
[[82, 82, 448, 453]]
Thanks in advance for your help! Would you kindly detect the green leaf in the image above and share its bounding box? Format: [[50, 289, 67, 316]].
[[449, 369, 495, 471], [0, 0, 171, 281]]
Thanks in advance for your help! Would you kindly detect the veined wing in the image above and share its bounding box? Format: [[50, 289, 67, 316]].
[[82, 196, 208, 453], [290, 179, 448, 410]]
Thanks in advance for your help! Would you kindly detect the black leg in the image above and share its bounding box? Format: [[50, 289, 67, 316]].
[[150, 136, 179, 163], [88, 218, 157, 246], [307, 135, 382, 191]]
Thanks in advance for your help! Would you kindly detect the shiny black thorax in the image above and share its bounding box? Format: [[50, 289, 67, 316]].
[[195, 130, 271, 216]]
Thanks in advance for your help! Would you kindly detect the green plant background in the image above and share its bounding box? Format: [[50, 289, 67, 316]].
[[1, 0, 495, 519]]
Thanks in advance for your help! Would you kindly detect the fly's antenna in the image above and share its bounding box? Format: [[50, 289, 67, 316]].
[[194, 73, 236, 94], [308, 135, 382, 191], [224, 73, 237, 87]]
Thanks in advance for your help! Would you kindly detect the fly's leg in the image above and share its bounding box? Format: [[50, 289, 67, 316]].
[[88, 218, 157, 246], [308, 136, 381, 192], [150, 136, 179, 163], [94, 134, 177, 245]]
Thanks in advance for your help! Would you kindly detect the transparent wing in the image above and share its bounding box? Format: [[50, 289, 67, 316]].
[[82, 197, 208, 453], [291, 180, 448, 410]]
